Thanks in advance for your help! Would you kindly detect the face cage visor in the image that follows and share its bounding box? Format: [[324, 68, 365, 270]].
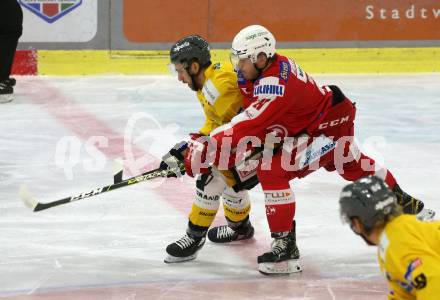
[[168, 61, 189, 77], [230, 47, 252, 70]]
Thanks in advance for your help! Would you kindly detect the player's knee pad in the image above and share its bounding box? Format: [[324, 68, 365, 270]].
[[189, 172, 226, 228], [222, 188, 251, 223]]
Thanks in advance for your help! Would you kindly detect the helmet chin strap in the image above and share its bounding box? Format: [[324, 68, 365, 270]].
[[253, 63, 262, 80], [252, 55, 271, 80]]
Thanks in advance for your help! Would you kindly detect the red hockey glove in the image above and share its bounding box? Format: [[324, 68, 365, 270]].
[[184, 133, 215, 177]]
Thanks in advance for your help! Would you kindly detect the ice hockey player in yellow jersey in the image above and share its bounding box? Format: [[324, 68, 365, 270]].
[[160, 35, 255, 263], [339, 175, 440, 299]]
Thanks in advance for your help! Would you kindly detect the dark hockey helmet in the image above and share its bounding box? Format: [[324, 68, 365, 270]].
[[170, 35, 211, 67], [339, 175, 399, 230]]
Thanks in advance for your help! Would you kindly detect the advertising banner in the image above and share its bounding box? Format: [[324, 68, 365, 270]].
[[123, 0, 440, 43], [20, 0, 98, 42]]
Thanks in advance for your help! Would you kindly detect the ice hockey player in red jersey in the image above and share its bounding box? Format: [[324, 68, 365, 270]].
[[184, 25, 435, 275]]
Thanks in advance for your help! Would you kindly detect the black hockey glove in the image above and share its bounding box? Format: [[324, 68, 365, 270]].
[[159, 141, 188, 177]]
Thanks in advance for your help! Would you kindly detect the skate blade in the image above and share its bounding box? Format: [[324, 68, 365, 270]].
[[0, 94, 14, 104], [208, 234, 254, 244], [164, 253, 197, 264], [258, 259, 302, 276], [208, 226, 255, 243], [417, 208, 436, 221]]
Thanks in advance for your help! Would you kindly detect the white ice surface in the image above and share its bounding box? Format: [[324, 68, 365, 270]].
[[0, 74, 439, 300]]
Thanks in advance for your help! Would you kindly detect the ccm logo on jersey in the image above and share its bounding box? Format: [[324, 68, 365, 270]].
[[318, 115, 350, 129]]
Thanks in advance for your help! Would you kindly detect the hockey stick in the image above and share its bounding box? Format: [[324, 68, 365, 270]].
[[112, 158, 184, 184], [20, 163, 185, 212], [113, 158, 124, 184]]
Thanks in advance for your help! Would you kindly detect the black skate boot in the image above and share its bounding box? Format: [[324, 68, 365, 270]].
[[207, 216, 254, 243], [0, 82, 14, 104], [392, 184, 435, 221], [4, 78, 16, 87], [257, 222, 301, 275], [164, 228, 206, 263]]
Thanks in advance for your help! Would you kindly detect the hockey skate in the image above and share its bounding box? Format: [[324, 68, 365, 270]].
[[392, 185, 436, 221], [416, 208, 436, 221], [0, 82, 13, 104], [257, 230, 302, 275], [3, 78, 16, 87], [207, 218, 254, 243], [164, 232, 206, 263]]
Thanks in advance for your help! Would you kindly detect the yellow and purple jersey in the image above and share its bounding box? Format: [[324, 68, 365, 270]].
[[196, 62, 243, 135], [377, 214, 440, 299]]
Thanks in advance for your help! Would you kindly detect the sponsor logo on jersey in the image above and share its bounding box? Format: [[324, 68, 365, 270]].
[[238, 75, 246, 86], [266, 206, 276, 215], [196, 190, 220, 201], [253, 84, 285, 97], [288, 59, 298, 75], [202, 79, 220, 105], [410, 258, 423, 270], [222, 196, 243, 206], [298, 136, 336, 169], [253, 76, 285, 100], [405, 258, 423, 281], [198, 211, 216, 217], [288, 58, 309, 83], [264, 190, 294, 205], [244, 108, 255, 119], [266, 191, 291, 198], [378, 232, 390, 262], [279, 61, 290, 82], [318, 116, 350, 129], [224, 207, 249, 215], [19, 0, 82, 24], [267, 124, 289, 138], [397, 258, 426, 292]]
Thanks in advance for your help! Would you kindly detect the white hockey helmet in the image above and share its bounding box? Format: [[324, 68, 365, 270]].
[[231, 25, 276, 67]]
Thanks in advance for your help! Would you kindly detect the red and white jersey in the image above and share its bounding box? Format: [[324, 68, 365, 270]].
[[211, 54, 333, 147]]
